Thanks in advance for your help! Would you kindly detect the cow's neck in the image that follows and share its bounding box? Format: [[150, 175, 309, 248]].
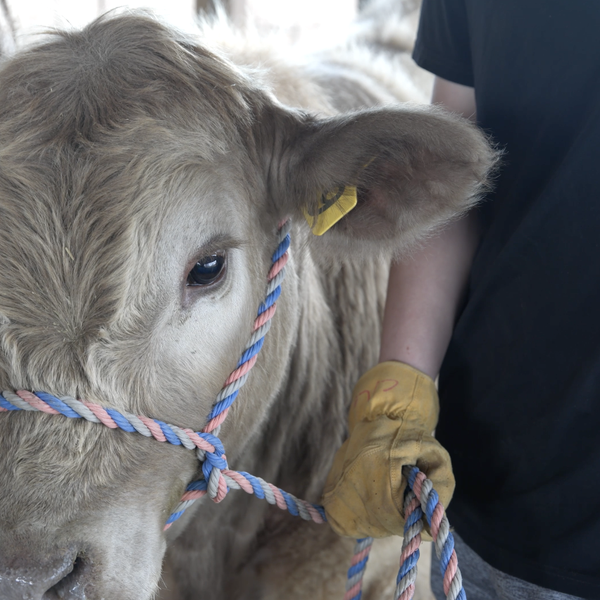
[[255, 251, 389, 499]]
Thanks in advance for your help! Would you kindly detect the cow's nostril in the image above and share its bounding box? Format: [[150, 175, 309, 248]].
[[0, 549, 87, 600], [43, 556, 90, 600]]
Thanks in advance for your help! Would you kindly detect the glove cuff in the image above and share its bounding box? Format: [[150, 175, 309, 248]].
[[348, 361, 439, 432]]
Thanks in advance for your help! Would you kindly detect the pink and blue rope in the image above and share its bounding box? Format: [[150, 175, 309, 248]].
[[405, 466, 465, 600], [344, 537, 373, 600], [395, 466, 465, 600], [343, 466, 465, 600], [163, 221, 294, 524], [202, 221, 290, 435], [0, 389, 326, 529]]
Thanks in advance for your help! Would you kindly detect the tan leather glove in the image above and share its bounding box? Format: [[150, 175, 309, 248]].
[[322, 361, 455, 538]]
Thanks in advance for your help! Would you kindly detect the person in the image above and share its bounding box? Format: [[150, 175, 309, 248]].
[[323, 1, 600, 598]]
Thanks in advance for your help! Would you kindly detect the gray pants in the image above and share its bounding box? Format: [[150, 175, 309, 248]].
[[430, 532, 584, 600]]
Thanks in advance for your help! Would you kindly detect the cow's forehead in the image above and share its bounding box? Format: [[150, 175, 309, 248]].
[[0, 13, 259, 145]]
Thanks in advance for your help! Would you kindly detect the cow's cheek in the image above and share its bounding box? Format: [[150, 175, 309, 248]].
[[157, 245, 259, 423]]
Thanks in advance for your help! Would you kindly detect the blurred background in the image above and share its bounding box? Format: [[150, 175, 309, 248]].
[[0, 0, 360, 51]]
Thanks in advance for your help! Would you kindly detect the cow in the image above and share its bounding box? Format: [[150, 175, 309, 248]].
[[0, 5, 495, 599]]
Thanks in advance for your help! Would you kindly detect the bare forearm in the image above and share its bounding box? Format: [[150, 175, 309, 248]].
[[379, 213, 479, 378], [431, 77, 477, 120]]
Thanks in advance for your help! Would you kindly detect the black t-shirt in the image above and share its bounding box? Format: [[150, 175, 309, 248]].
[[413, 2, 600, 598]]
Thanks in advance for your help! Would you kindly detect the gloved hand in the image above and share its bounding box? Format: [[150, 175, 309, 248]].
[[322, 361, 455, 538]]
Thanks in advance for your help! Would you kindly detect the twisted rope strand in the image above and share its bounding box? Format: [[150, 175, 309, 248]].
[[202, 221, 291, 436], [404, 466, 466, 600], [344, 537, 373, 600], [171, 220, 293, 521], [395, 491, 423, 600]]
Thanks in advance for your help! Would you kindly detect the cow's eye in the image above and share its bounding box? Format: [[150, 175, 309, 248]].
[[187, 253, 226, 286]]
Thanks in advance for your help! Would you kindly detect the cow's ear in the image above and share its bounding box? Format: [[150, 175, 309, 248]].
[[255, 103, 496, 257]]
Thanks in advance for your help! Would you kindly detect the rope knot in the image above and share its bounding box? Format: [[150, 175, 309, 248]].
[[192, 431, 229, 503]]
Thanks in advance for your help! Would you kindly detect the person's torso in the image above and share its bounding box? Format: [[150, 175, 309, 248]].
[[418, 1, 600, 596]]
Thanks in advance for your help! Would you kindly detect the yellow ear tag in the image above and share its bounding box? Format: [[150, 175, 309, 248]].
[[303, 185, 358, 236]]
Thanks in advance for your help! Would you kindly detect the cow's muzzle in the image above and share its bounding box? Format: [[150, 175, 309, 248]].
[[0, 545, 92, 599]]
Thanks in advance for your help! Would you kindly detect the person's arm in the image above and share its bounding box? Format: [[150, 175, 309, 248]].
[[379, 77, 478, 378], [322, 78, 481, 538]]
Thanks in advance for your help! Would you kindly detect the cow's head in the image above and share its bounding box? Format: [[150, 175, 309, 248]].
[[0, 14, 494, 599]]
